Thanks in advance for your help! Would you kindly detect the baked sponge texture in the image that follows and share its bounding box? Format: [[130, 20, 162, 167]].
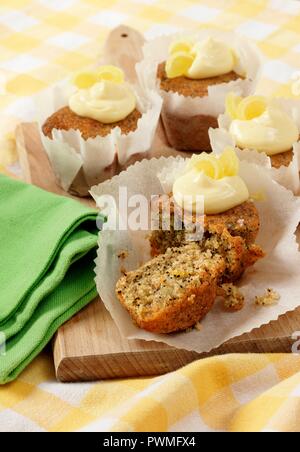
[[149, 197, 264, 283], [116, 244, 225, 334]]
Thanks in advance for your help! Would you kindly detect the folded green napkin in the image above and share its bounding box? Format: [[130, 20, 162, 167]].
[[0, 175, 100, 384]]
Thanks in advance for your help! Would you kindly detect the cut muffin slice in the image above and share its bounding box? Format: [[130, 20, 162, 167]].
[[150, 224, 264, 283], [116, 243, 225, 334], [150, 195, 264, 282], [200, 228, 264, 282], [151, 196, 260, 246]]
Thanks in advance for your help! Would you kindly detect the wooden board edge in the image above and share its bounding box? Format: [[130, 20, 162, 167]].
[[54, 335, 295, 382], [15, 124, 32, 184]]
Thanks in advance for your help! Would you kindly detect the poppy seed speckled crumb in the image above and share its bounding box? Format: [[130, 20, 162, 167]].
[[116, 243, 226, 334], [150, 196, 264, 283]]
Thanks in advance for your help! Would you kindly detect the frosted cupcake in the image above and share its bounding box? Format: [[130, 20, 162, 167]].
[[215, 93, 300, 193], [43, 67, 141, 141], [38, 65, 162, 196], [136, 31, 262, 153]]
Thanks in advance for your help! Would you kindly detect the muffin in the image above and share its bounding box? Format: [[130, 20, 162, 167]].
[[116, 244, 225, 334], [39, 65, 162, 196], [157, 59, 243, 152], [136, 31, 261, 153], [115, 149, 264, 334], [43, 106, 142, 141], [152, 148, 264, 282]]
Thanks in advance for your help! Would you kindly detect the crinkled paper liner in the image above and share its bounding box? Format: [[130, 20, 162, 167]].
[[91, 156, 300, 354], [136, 30, 263, 118], [34, 79, 162, 196], [215, 98, 300, 194]]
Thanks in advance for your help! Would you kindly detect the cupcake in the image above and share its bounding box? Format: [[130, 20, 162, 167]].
[[150, 148, 264, 284], [37, 65, 162, 196], [136, 31, 262, 153], [215, 93, 300, 193], [114, 149, 264, 333]]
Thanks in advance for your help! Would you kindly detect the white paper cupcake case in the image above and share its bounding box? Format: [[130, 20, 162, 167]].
[[35, 79, 163, 196], [136, 30, 263, 118], [215, 98, 300, 194], [91, 156, 300, 354]]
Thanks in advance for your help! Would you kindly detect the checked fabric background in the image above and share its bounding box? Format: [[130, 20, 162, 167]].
[[1, 0, 300, 432]]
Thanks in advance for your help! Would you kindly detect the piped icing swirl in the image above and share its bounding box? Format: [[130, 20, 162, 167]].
[[166, 37, 237, 80], [226, 94, 299, 156], [173, 148, 249, 215], [69, 66, 136, 124]]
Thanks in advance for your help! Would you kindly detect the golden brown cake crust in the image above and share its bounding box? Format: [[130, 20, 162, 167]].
[[270, 150, 294, 169], [117, 282, 217, 334], [161, 109, 218, 152], [203, 201, 260, 244], [42, 106, 142, 140], [157, 62, 242, 152], [152, 198, 260, 245], [157, 62, 243, 98]]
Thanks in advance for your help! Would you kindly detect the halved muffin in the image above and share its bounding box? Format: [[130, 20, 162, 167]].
[[116, 244, 225, 333], [150, 195, 264, 283]]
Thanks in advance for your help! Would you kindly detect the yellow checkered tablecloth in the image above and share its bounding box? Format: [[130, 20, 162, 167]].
[[2, 353, 300, 432], [2, 0, 300, 432]]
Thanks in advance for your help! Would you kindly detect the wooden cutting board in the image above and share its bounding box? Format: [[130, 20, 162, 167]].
[[15, 25, 300, 383]]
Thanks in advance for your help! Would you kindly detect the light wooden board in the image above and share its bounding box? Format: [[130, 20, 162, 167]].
[[15, 25, 300, 382]]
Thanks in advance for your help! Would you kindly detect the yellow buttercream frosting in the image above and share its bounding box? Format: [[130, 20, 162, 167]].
[[69, 65, 136, 123], [227, 94, 299, 155], [165, 52, 194, 79], [173, 148, 249, 215], [166, 37, 236, 80], [188, 38, 236, 79]]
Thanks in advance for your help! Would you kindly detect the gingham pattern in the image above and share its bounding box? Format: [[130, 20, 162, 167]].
[[1, 353, 300, 432], [2, 0, 300, 433], [1, 0, 300, 136]]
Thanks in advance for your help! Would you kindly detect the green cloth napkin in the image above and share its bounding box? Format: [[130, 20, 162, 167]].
[[0, 175, 100, 384]]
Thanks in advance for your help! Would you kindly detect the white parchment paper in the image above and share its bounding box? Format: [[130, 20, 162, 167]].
[[91, 156, 300, 353]]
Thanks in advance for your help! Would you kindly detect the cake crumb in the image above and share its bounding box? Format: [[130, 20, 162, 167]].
[[194, 322, 202, 331], [120, 267, 127, 276], [118, 250, 129, 260], [218, 283, 245, 312], [118, 249, 129, 274], [185, 327, 193, 333], [255, 288, 280, 306]]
